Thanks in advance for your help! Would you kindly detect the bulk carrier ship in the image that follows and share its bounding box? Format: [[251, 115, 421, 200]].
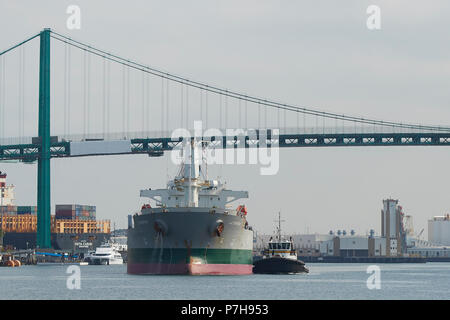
[[127, 140, 253, 275]]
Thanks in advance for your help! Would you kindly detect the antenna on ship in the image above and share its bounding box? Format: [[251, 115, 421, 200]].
[[274, 212, 285, 241]]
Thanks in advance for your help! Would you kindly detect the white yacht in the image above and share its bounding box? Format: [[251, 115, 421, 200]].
[[85, 242, 124, 265]]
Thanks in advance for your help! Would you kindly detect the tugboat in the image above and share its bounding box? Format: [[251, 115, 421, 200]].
[[253, 213, 308, 274]]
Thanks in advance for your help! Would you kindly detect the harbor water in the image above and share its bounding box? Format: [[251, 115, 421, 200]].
[[1, 263, 449, 299]]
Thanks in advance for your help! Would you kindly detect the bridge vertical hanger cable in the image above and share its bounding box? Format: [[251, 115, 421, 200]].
[[17, 46, 21, 139], [0, 56, 3, 140], [165, 78, 170, 182], [102, 58, 106, 138], [219, 94, 222, 129], [205, 90, 208, 129], [322, 112, 325, 134], [146, 73, 150, 135], [0, 56, 5, 141], [276, 105, 279, 130], [122, 64, 126, 136], [315, 114, 318, 133], [22, 45, 25, 139], [333, 116, 336, 134], [361, 117, 363, 134], [166, 78, 169, 134], [200, 89, 203, 125], [87, 52, 91, 137], [160, 77, 164, 136], [18, 46, 23, 140], [224, 91, 227, 130], [245, 98, 248, 129], [141, 71, 145, 133], [265, 101, 267, 129], [64, 43, 68, 137], [83, 50, 87, 138], [180, 83, 183, 129], [126, 67, 130, 137], [258, 102, 261, 129], [186, 85, 189, 130], [67, 45, 71, 136], [238, 99, 241, 128], [106, 59, 110, 136], [303, 112, 306, 134]]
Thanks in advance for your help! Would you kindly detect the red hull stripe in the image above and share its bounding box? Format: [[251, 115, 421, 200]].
[[128, 263, 253, 275]]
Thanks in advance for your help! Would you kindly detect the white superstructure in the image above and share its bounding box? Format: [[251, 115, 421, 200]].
[[262, 213, 297, 261], [139, 140, 248, 211]]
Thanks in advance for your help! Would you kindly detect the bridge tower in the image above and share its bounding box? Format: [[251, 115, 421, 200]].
[[37, 28, 51, 248]]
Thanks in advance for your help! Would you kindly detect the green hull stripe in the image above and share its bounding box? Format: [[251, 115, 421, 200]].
[[128, 248, 253, 265]]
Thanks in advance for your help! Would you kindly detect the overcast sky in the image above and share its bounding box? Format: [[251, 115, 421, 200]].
[[1, 1, 450, 238]]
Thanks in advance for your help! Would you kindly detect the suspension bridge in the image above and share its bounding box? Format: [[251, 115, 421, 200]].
[[1, 28, 449, 248]]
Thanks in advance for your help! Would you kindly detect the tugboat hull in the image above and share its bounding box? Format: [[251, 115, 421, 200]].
[[253, 257, 309, 274]]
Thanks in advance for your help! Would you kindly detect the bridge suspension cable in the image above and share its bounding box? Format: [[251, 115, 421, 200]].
[[48, 30, 450, 133], [2, 29, 450, 144], [0, 33, 40, 57]]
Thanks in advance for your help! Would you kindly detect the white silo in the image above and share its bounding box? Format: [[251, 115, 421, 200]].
[[428, 215, 450, 245]]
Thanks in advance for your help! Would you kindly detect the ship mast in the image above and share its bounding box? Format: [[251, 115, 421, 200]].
[[275, 212, 285, 241], [182, 139, 201, 207]]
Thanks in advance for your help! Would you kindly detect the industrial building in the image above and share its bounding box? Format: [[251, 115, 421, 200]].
[[292, 233, 333, 257], [428, 215, 450, 246], [0, 171, 14, 206], [256, 198, 450, 261], [380, 199, 406, 256], [408, 246, 449, 258], [318, 234, 387, 257], [290, 200, 407, 259]]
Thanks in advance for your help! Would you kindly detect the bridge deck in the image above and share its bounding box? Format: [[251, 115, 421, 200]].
[[1, 132, 450, 161]]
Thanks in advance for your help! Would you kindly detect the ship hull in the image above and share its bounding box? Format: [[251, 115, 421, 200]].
[[127, 209, 253, 275], [2, 232, 110, 253], [128, 262, 252, 275], [253, 257, 309, 274]]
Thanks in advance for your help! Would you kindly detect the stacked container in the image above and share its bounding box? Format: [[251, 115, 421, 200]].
[[55, 204, 96, 221], [17, 206, 37, 215], [0, 206, 38, 215], [0, 205, 17, 215]]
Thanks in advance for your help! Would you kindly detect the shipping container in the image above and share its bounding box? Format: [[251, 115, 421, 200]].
[[54, 204, 96, 221], [17, 206, 37, 215]]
